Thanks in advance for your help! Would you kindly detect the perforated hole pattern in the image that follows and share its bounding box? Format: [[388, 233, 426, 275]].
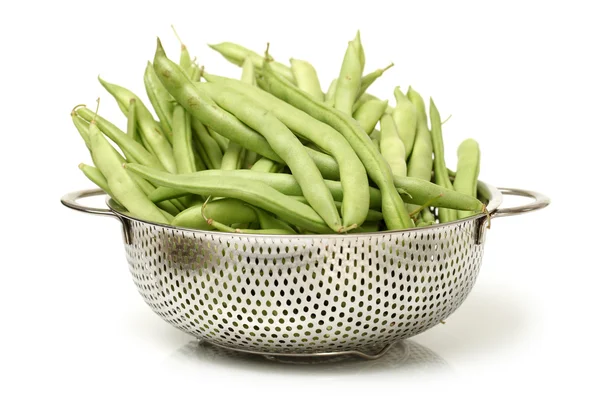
[[125, 217, 485, 354]]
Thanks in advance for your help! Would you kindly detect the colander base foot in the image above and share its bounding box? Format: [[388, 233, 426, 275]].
[[196, 339, 398, 361]]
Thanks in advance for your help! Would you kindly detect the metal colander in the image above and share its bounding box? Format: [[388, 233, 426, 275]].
[[61, 182, 548, 359]]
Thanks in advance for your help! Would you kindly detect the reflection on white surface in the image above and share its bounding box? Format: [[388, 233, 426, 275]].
[[164, 339, 451, 377]]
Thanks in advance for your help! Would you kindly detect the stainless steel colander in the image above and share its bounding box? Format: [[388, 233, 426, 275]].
[[61, 181, 548, 359]]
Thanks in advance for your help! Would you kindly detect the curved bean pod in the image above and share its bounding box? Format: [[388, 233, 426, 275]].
[[357, 62, 394, 100], [146, 169, 481, 212], [126, 163, 332, 233]]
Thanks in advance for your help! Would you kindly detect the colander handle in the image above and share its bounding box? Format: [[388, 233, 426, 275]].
[[492, 188, 550, 219], [61, 188, 132, 243], [60, 188, 115, 217]]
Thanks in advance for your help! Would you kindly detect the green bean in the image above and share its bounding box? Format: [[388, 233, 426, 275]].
[[148, 170, 381, 209], [190, 118, 223, 169], [126, 98, 141, 145], [290, 58, 323, 101], [153, 40, 285, 164], [199, 72, 343, 179], [392, 87, 417, 159], [406, 87, 433, 182], [252, 207, 296, 233], [392, 175, 483, 211], [417, 220, 435, 227], [190, 63, 202, 82], [453, 139, 481, 219], [71, 108, 92, 150], [290, 196, 383, 222], [240, 57, 256, 85], [208, 42, 295, 83], [353, 99, 388, 134], [192, 135, 214, 169], [98, 77, 177, 172], [207, 127, 229, 152], [259, 59, 413, 230], [205, 87, 343, 232], [221, 141, 246, 170], [77, 107, 165, 171], [199, 78, 369, 226], [79, 163, 112, 197], [421, 208, 436, 223], [172, 198, 256, 230], [357, 63, 394, 100], [429, 98, 457, 223], [370, 128, 381, 149], [126, 163, 332, 233], [172, 25, 193, 76], [352, 92, 394, 114], [379, 113, 407, 177], [143, 62, 174, 137], [128, 170, 183, 216], [251, 157, 281, 173], [324, 78, 337, 106], [172, 105, 196, 174], [354, 221, 381, 233], [239, 57, 257, 167], [88, 120, 169, 224], [334, 32, 363, 115]]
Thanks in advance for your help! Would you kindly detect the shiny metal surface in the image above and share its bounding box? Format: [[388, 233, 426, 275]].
[[61, 182, 549, 357]]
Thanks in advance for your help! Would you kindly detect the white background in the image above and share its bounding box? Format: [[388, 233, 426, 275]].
[[1, 0, 598, 398]]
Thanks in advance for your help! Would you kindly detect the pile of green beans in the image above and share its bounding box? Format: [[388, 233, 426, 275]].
[[72, 30, 485, 235]]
